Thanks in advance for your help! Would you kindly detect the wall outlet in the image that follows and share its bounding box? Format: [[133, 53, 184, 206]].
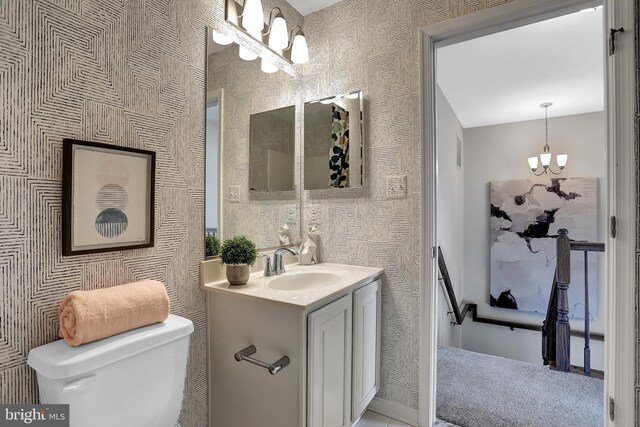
[[386, 175, 407, 199], [229, 185, 240, 202]]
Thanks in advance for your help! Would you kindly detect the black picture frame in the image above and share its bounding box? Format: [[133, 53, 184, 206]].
[[62, 139, 156, 256]]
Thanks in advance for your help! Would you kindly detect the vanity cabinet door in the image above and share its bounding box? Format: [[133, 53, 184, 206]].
[[352, 280, 381, 422], [308, 294, 352, 427]]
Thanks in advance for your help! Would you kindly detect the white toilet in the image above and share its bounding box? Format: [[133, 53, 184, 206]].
[[27, 314, 194, 427]]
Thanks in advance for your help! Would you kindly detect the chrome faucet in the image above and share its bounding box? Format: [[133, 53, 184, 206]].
[[262, 247, 299, 277], [273, 247, 298, 275], [261, 254, 275, 277]]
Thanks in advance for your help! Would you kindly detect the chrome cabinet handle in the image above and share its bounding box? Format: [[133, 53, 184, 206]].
[[234, 345, 290, 375]]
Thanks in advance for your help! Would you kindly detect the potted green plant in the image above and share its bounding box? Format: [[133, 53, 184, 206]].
[[205, 233, 221, 257], [220, 235, 258, 285]]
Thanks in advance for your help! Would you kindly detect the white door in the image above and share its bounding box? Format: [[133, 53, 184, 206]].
[[352, 280, 381, 421], [308, 294, 352, 427]]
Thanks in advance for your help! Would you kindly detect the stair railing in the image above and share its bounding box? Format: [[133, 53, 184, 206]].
[[543, 229, 605, 375], [555, 229, 572, 372], [438, 246, 604, 344]]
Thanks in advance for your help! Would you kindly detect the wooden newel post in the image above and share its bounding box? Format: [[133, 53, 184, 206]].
[[555, 228, 571, 372]]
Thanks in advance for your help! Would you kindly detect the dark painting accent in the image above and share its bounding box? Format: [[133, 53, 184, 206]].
[[490, 290, 519, 310]]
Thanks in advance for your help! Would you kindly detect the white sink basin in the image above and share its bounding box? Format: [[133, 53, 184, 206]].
[[268, 272, 341, 291]]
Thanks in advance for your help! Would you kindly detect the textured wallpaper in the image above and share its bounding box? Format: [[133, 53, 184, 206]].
[[0, 0, 217, 425], [4, 0, 635, 426]]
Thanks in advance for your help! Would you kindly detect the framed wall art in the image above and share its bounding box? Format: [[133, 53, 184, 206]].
[[62, 139, 156, 255], [489, 177, 598, 318]]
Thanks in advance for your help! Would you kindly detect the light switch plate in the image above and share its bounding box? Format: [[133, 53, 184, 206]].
[[386, 175, 407, 199], [229, 185, 240, 202]]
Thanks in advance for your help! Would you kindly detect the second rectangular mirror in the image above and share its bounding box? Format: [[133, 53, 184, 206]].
[[304, 91, 364, 190], [249, 106, 296, 192]]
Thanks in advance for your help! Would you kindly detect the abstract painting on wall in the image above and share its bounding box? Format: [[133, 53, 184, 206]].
[[62, 139, 155, 255], [490, 177, 598, 319], [329, 104, 350, 188]]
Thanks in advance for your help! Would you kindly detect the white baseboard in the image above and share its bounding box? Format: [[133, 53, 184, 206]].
[[368, 397, 419, 426]]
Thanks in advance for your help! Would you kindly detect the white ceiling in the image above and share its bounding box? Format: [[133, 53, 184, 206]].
[[436, 8, 604, 129], [287, 0, 344, 16]]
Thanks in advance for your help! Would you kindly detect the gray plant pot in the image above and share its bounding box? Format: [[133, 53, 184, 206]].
[[226, 264, 250, 285]]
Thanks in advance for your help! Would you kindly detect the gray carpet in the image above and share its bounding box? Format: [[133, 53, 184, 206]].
[[436, 346, 604, 427]]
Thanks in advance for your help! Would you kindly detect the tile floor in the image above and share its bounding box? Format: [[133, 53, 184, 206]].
[[355, 411, 412, 427]]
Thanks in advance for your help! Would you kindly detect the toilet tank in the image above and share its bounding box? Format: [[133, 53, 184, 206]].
[[27, 314, 194, 427]]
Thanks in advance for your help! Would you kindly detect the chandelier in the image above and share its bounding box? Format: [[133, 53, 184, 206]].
[[527, 102, 567, 175]]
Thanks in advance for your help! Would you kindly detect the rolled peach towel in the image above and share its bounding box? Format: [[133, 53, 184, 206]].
[[58, 280, 170, 346]]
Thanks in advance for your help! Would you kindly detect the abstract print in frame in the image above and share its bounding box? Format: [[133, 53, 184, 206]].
[[329, 104, 350, 188], [490, 177, 598, 319], [62, 139, 155, 255]]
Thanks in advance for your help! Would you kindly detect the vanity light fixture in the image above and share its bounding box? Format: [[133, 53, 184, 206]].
[[212, 30, 232, 46], [261, 51, 280, 73], [239, 28, 261, 61], [239, 45, 259, 61], [265, 8, 289, 50], [345, 92, 359, 100], [527, 102, 568, 176], [289, 26, 309, 64], [224, 0, 309, 74], [241, 0, 264, 33]]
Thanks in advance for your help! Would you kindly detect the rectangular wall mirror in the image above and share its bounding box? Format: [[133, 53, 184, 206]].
[[304, 91, 364, 190], [249, 106, 296, 192], [205, 27, 302, 255]]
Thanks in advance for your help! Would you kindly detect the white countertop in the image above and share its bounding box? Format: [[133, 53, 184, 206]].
[[201, 263, 383, 309]]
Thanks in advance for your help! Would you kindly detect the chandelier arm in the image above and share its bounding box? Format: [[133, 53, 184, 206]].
[[532, 168, 546, 176], [547, 167, 562, 175]]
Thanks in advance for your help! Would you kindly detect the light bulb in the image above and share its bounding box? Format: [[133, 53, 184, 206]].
[[268, 16, 288, 50], [261, 50, 280, 74], [239, 45, 258, 61], [212, 30, 232, 46], [528, 157, 539, 171], [261, 59, 278, 73], [290, 33, 309, 64], [540, 153, 552, 167], [242, 0, 264, 33], [556, 154, 568, 169]]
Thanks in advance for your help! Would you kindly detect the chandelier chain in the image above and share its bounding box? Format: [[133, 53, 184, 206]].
[[544, 105, 549, 148]]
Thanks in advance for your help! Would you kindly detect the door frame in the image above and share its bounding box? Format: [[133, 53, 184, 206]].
[[418, 0, 636, 425]]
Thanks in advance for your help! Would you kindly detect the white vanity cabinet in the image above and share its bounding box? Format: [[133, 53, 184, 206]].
[[308, 294, 353, 427], [307, 280, 381, 427], [351, 280, 381, 421], [203, 263, 382, 427]]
